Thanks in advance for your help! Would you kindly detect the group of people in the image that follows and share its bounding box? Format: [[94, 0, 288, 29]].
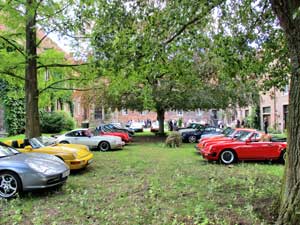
[[168, 119, 178, 131]]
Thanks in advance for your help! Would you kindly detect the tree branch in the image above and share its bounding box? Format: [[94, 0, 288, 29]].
[[163, 1, 223, 46], [37, 63, 89, 69], [36, 28, 57, 47], [0, 70, 26, 80], [43, 86, 101, 92], [37, 3, 71, 22], [39, 78, 90, 94], [163, 16, 201, 45], [0, 36, 25, 56]]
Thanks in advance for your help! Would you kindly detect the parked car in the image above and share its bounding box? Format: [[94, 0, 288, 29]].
[[197, 128, 256, 151], [177, 123, 205, 133], [129, 122, 144, 132], [200, 127, 233, 139], [108, 123, 135, 137], [199, 131, 287, 164], [150, 121, 159, 133], [96, 125, 132, 143], [181, 126, 222, 143], [56, 129, 125, 151], [4, 137, 94, 170], [0, 142, 69, 199]]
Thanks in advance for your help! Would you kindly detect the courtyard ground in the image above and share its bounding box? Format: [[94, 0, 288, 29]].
[[0, 137, 283, 225]]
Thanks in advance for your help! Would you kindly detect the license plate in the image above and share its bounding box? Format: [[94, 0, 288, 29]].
[[87, 159, 93, 164], [62, 170, 70, 178]]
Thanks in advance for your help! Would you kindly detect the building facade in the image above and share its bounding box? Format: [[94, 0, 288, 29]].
[[260, 86, 289, 132]]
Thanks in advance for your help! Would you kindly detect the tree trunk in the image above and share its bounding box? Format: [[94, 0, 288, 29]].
[[157, 108, 165, 135], [270, 1, 300, 224], [25, 0, 41, 138]]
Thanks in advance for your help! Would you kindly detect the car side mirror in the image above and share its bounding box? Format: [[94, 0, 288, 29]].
[[24, 145, 33, 151], [245, 139, 251, 144]]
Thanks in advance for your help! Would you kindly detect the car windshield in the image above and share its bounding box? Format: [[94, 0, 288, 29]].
[[187, 123, 199, 129], [0, 145, 20, 158], [29, 138, 45, 149], [223, 128, 234, 136], [237, 132, 253, 142], [36, 136, 55, 146]]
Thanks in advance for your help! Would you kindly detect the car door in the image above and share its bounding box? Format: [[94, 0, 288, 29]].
[[237, 133, 276, 160], [64, 131, 82, 144], [245, 136, 279, 160]]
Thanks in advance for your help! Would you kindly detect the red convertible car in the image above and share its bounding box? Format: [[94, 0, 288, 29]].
[[199, 131, 287, 164], [197, 128, 255, 151]]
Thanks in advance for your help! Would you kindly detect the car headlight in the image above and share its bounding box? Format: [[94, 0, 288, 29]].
[[28, 161, 57, 175], [209, 146, 214, 151]]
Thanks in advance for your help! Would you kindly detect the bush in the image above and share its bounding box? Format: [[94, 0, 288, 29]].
[[165, 132, 182, 148], [40, 111, 75, 133]]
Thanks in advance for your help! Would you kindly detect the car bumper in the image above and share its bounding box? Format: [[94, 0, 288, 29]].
[[65, 153, 94, 170], [200, 149, 218, 161], [111, 142, 125, 149], [21, 169, 70, 191]]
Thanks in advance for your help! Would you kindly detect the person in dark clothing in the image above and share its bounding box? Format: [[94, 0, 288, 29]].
[[241, 120, 245, 128], [168, 120, 173, 131], [236, 119, 241, 128], [264, 117, 269, 134]]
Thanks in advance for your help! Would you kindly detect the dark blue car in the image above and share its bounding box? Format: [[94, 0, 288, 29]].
[[181, 126, 222, 143]]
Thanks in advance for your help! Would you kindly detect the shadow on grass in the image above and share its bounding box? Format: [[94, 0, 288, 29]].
[[19, 184, 66, 199]]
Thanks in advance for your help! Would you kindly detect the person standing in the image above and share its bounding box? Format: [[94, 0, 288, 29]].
[[264, 117, 269, 134], [236, 119, 241, 128]]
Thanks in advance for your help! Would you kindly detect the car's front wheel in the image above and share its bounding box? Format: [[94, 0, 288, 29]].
[[0, 171, 21, 199], [98, 141, 110, 152], [188, 135, 197, 143], [219, 150, 236, 164]]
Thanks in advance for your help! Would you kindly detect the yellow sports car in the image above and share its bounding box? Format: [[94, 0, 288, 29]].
[[4, 137, 93, 170]]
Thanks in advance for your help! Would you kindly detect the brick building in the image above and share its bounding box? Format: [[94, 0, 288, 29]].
[[71, 96, 222, 128], [260, 86, 289, 132]]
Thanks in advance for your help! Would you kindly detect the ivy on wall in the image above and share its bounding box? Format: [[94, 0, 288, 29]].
[[0, 80, 25, 135]]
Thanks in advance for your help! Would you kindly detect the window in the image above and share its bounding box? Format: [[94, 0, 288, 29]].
[[94, 107, 103, 120], [197, 109, 202, 116], [245, 110, 249, 118], [283, 105, 288, 129], [282, 85, 289, 96], [122, 109, 128, 115], [263, 107, 271, 114]]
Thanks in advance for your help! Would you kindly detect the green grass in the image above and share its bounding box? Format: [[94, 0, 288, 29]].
[[0, 142, 284, 225]]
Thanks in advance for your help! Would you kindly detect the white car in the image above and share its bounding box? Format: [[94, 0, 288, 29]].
[[55, 129, 125, 151], [129, 122, 144, 132]]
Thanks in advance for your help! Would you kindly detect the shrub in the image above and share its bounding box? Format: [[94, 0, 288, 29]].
[[165, 132, 182, 148], [40, 111, 75, 133]]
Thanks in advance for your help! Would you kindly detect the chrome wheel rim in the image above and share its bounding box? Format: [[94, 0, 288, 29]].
[[221, 151, 234, 164], [0, 174, 18, 198], [100, 142, 109, 151], [189, 136, 196, 143]]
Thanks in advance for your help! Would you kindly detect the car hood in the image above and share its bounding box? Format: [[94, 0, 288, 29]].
[[2, 153, 67, 173], [179, 128, 196, 133]]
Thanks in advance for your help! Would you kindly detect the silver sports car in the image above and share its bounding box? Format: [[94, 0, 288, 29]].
[[0, 143, 70, 199], [55, 128, 125, 151]]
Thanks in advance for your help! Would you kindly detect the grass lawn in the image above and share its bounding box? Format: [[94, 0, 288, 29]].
[[0, 141, 283, 225]]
